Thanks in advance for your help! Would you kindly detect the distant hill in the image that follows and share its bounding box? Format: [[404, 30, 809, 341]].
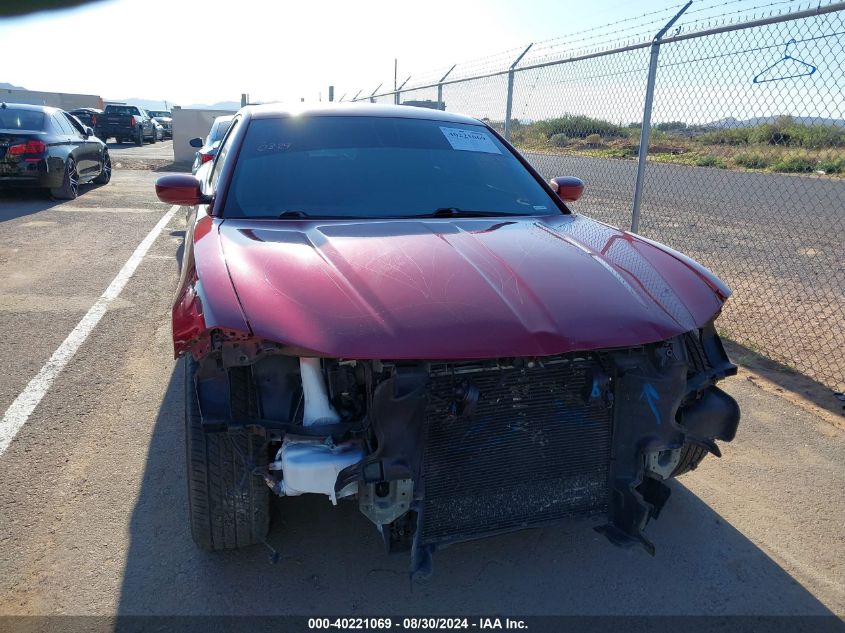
[[0, 82, 25, 90], [705, 116, 845, 128]]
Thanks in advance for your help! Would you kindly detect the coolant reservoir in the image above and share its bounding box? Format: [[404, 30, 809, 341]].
[[279, 438, 365, 504]]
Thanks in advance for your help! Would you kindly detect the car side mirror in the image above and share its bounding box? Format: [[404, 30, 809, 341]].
[[550, 176, 584, 202], [155, 174, 212, 206], [189, 137, 203, 148], [84, 126, 95, 137]]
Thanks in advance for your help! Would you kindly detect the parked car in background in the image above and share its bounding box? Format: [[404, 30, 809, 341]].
[[68, 107, 104, 139], [155, 104, 740, 578], [0, 102, 111, 199], [148, 110, 172, 138], [189, 114, 233, 173], [98, 104, 156, 145], [152, 119, 165, 142]]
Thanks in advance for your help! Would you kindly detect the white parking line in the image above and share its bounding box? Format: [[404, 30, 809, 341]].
[[0, 204, 180, 457]]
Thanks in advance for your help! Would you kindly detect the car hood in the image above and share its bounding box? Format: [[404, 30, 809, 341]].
[[217, 214, 727, 359]]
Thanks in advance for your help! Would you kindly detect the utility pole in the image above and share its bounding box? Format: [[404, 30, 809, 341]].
[[394, 58, 398, 92], [328, 86, 334, 102]]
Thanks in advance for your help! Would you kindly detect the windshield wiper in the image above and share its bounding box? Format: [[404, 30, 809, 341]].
[[278, 210, 309, 218], [423, 207, 519, 218]]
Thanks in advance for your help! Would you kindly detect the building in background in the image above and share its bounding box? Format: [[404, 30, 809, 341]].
[[0, 87, 102, 110]]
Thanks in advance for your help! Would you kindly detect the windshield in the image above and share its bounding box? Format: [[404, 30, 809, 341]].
[[149, 111, 170, 118], [105, 105, 139, 115], [208, 119, 232, 144], [223, 116, 559, 219], [0, 109, 45, 130]]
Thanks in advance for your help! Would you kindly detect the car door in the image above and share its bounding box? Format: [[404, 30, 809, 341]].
[[50, 113, 75, 166], [62, 112, 98, 175], [139, 109, 153, 138]]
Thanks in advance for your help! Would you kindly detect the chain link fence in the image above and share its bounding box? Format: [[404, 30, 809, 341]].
[[350, 3, 845, 391]]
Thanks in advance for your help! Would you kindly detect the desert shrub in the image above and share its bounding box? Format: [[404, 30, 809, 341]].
[[695, 155, 727, 168], [550, 133, 569, 147], [816, 158, 844, 174], [584, 133, 602, 145], [783, 124, 844, 149], [534, 115, 625, 139], [734, 153, 770, 169], [771, 155, 816, 173], [655, 121, 687, 132], [748, 123, 789, 145], [698, 128, 751, 145]]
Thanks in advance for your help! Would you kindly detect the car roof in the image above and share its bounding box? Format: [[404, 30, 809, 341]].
[[245, 102, 482, 126], [0, 102, 62, 114]]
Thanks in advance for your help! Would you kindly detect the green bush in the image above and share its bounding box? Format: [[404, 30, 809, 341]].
[[655, 121, 687, 132], [585, 133, 602, 145], [816, 158, 844, 174], [734, 153, 770, 169], [698, 121, 844, 149], [748, 123, 789, 145], [534, 115, 625, 140], [695, 155, 727, 168], [783, 124, 844, 149], [771, 156, 816, 173], [549, 133, 569, 147]]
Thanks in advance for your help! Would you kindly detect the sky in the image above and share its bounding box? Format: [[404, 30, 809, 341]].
[[0, 0, 726, 107]]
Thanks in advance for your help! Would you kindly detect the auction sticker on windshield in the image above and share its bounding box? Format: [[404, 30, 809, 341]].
[[439, 127, 501, 154]]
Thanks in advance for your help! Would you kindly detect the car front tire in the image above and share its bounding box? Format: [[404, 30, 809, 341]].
[[670, 443, 708, 477], [184, 357, 270, 551]]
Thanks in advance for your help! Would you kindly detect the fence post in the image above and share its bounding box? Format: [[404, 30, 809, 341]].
[[369, 83, 383, 104], [630, 1, 692, 233], [504, 44, 533, 141], [437, 64, 457, 111], [395, 75, 411, 105]]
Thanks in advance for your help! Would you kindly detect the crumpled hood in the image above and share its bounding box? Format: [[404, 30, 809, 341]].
[[217, 214, 726, 359]]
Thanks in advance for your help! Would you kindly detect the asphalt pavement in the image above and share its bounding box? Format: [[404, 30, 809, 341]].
[[0, 151, 842, 618]]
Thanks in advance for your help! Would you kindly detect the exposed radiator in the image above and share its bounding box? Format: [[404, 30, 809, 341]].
[[421, 357, 613, 544]]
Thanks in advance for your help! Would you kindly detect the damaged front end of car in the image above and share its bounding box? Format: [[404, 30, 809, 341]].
[[188, 321, 739, 578]]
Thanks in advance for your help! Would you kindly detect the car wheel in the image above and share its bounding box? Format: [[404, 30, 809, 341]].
[[136, 128, 144, 146], [184, 357, 270, 551], [93, 150, 112, 185], [670, 443, 708, 477], [50, 158, 79, 200]]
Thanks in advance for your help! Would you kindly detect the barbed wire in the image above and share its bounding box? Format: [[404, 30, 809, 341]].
[[350, 0, 838, 99]]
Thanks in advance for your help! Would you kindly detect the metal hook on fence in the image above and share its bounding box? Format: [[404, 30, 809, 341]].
[[752, 38, 817, 83]]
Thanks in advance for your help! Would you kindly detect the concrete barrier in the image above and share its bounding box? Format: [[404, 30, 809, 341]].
[[171, 106, 238, 164]]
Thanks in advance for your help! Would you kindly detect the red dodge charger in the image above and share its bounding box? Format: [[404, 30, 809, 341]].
[[156, 103, 739, 578]]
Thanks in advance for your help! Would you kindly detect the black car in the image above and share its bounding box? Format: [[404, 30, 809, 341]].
[[0, 103, 111, 199], [68, 107, 104, 138]]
